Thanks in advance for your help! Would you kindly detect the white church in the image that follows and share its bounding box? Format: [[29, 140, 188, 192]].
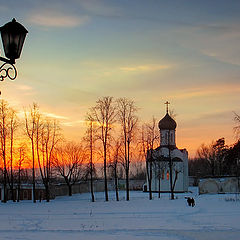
[[146, 102, 188, 193]]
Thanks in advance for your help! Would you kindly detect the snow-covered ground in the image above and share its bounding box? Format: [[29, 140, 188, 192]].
[[0, 187, 239, 240]]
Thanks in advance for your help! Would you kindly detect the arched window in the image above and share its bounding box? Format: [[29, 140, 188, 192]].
[[167, 171, 169, 180], [161, 133, 164, 144], [165, 133, 168, 144]]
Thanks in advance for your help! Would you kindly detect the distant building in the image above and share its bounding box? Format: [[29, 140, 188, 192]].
[[0, 184, 51, 201], [199, 177, 240, 194], [146, 102, 188, 192]]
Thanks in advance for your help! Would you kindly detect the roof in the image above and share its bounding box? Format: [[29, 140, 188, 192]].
[[158, 113, 177, 130]]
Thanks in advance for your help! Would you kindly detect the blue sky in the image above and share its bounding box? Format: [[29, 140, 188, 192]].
[[1, 0, 240, 156]]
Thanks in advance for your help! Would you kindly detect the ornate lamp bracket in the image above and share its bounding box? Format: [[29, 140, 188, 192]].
[[0, 61, 17, 81]]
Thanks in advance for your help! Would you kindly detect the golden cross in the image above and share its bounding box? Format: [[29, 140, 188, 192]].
[[165, 101, 170, 113]]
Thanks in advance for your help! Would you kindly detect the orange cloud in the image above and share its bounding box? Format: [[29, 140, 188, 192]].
[[62, 120, 86, 127], [120, 64, 171, 72], [29, 11, 89, 28], [169, 84, 240, 100], [42, 112, 69, 120], [16, 84, 33, 91]]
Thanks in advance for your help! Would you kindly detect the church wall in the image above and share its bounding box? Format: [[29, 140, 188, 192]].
[[182, 149, 189, 191], [149, 161, 186, 192], [147, 146, 189, 192]]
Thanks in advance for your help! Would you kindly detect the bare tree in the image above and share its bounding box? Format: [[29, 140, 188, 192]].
[[0, 100, 10, 202], [54, 142, 84, 196], [172, 164, 183, 191], [84, 115, 97, 202], [25, 104, 60, 202], [38, 118, 61, 202], [9, 108, 18, 202], [117, 98, 138, 201], [140, 125, 152, 199], [141, 117, 159, 200], [130, 160, 146, 180], [25, 103, 39, 203], [16, 143, 28, 202], [154, 157, 167, 198], [90, 96, 116, 201], [109, 138, 122, 201], [233, 111, 240, 139], [197, 138, 227, 177], [197, 143, 216, 176], [140, 126, 151, 199]]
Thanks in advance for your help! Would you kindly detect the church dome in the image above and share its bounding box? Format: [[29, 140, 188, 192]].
[[158, 113, 177, 130]]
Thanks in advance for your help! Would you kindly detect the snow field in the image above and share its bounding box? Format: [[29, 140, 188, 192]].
[[0, 188, 239, 240]]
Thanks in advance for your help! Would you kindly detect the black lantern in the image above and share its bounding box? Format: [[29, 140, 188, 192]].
[[0, 18, 28, 64]]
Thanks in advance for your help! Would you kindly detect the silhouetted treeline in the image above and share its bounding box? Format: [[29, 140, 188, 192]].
[[0, 98, 146, 203], [190, 112, 240, 178], [190, 138, 240, 178]]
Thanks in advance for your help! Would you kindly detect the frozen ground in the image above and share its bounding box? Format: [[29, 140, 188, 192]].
[[0, 187, 239, 240]]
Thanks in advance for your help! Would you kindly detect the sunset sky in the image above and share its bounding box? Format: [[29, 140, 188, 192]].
[[1, 0, 240, 157]]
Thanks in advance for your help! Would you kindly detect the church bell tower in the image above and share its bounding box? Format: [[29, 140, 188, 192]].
[[158, 101, 177, 147]]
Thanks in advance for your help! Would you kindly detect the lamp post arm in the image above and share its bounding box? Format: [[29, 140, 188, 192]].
[[0, 56, 15, 64]]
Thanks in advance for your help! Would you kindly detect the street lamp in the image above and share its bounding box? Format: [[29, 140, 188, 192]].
[[0, 18, 28, 81]]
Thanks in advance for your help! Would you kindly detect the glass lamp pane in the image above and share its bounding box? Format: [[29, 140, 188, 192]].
[[9, 33, 20, 59], [17, 34, 26, 58], [1, 31, 10, 58]]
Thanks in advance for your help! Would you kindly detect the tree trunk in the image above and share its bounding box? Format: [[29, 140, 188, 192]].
[[172, 171, 178, 191], [90, 162, 95, 202], [10, 173, 15, 202], [158, 174, 161, 198], [32, 140, 36, 203], [114, 167, 119, 201], [10, 155, 15, 202], [90, 175, 95, 202], [32, 167, 36, 203], [10, 130, 15, 202], [103, 144, 108, 201], [146, 156, 152, 200], [17, 167, 21, 202], [3, 166, 7, 203], [3, 137, 7, 203], [126, 139, 130, 201], [168, 131, 174, 200], [42, 178, 50, 202], [90, 125, 95, 202], [45, 180, 50, 202], [169, 160, 174, 200], [68, 184, 72, 196], [211, 161, 215, 176], [126, 167, 129, 201], [17, 185, 20, 202], [149, 162, 152, 200]]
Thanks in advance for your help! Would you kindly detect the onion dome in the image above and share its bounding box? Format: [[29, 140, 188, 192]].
[[158, 113, 177, 130]]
